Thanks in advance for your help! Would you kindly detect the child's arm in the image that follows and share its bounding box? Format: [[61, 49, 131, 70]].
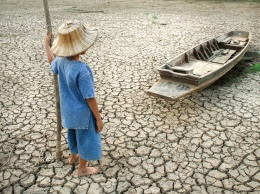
[[86, 98, 104, 133], [44, 33, 55, 64]]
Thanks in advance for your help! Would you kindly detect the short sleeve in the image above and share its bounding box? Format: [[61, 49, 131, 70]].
[[78, 73, 95, 99], [51, 60, 58, 74]]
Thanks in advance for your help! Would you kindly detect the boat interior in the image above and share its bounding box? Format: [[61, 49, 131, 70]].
[[158, 31, 250, 86]]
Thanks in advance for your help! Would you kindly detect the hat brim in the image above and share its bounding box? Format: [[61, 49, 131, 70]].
[[51, 27, 98, 57]]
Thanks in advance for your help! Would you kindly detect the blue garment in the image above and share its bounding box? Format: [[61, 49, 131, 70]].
[[67, 112, 102, 161], [51, 57, 95, 129]]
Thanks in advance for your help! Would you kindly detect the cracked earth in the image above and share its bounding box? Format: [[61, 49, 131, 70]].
[[0, 0, 260, 193]]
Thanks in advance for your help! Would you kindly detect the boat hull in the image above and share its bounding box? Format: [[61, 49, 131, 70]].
[[147, 31, 251, 100]]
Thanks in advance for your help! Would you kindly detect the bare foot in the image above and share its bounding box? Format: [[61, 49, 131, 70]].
[[78, 166, 100, 176], [68, 154, 78, 165]]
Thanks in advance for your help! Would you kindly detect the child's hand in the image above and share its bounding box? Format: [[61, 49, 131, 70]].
[[96, 120, 104, 133], [44, 32, 55, 64], [45, 32, 53, 46]]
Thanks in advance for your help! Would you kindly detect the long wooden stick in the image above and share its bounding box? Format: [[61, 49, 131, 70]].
[[43, 0, 62, 161]]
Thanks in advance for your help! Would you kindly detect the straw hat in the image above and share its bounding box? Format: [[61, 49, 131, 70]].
[[51, 20, 98, 57]]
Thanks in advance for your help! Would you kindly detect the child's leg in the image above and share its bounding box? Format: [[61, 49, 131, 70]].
[[78, 157, 99, 176], [69, 154, 78, 165], [67, 129, 78, 164], [75, 113, 102, 176], [75, 127, 101, 176]]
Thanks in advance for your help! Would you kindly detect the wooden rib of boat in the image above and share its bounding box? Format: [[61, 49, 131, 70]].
[[147, 31, 251, 100]]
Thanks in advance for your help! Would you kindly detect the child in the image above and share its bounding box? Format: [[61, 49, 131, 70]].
[[44, 20, 103, 176]]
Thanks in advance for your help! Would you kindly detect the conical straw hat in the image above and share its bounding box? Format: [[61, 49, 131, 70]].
[[51, 20, 98, 57]]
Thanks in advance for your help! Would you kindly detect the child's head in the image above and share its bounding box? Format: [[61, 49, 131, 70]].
[[51, 20, 98, 57]]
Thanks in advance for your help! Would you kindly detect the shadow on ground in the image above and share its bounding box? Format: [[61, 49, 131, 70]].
[[212, 51, 260, 86]]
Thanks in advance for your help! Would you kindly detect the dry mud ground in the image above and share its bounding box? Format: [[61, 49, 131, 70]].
[[0, 0, 260, 193]]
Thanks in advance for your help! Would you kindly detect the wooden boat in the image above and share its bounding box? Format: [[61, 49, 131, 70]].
[[147, 31, 251, 100]]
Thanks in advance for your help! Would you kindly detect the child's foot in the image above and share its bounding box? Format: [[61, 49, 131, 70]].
[[68, 154, 78, 165], [78, 166, 100, 176]]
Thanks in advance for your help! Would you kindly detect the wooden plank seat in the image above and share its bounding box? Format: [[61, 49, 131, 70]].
[[207, 49, 236, 64], [217, 36, 248, 48], [159, 60, 223, 85], [166, 65, 193, 74]]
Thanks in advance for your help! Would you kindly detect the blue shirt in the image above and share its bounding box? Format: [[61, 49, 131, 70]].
[[51, 57, 95, 129]]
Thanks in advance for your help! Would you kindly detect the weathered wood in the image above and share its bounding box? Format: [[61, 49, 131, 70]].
[[148, 31, 251, 100], [43, 0, 52, 35], [171, 66, 193, 74], [212, 50, 236, 64], [43, 0, 62, 161], [192, 62, 214, 76]]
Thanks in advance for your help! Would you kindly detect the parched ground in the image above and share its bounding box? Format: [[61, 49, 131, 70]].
[[0, 0, 260, 193]]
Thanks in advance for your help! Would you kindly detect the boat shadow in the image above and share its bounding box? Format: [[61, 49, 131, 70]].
[[211, 51, 260, 86]]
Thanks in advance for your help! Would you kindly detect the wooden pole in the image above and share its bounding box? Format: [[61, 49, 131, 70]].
[[43, 0, 62, 161]]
